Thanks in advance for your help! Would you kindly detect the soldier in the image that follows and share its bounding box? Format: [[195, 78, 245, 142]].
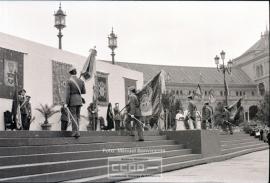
[[20, 95, 32, 130], [126, 86, 144, 141], [201, 102, 213, 130], [60, 103, 68, 131], [113, 103, 121, 131], [65, 66, 86, 138], [187, 95, 197, 129], [223, 106, 233, 135]]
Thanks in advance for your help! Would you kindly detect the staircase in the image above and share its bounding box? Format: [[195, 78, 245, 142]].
[[219, 131, 268, 158], [0, 131, 201, 183]]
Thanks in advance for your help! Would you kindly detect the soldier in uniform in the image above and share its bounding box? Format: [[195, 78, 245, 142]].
[[187, 95, 197, 129], [113, 103, 121, 131], [223, 106, 233, 135], [65, 66, 86, 138], [20, 95, 32, 130], [126, 86, 144, 141], [201, 102, 213, 130], [87, 102, 98, 131]]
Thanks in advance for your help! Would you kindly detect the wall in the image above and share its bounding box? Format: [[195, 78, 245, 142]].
[[0, 32, 143, 131]]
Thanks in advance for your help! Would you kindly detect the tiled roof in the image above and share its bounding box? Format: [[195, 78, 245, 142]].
[[101, 61, 255, 86]]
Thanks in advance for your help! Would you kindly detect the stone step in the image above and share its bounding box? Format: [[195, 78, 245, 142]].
[[0, 144, 187, 166], [219, 134, 252, 140], [0, 153, 200, 182], [0, 135, 167, 147], [221, 143, 267, 154], [221, 141, 262, 149], [0, 139, 177, 156], [220, 138, 259, 144], [0, 131, 161, 138]]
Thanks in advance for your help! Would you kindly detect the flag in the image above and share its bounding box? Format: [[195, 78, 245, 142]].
[[228, 98, 242, 121], [80, 48, 97, 81], [209, 89, 216, 104], [193, 84, 203, 100], [11, 72, 22, 130], [136, 70, 166, 117]]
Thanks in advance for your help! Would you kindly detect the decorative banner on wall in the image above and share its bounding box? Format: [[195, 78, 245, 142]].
[[0, 47, 24, 99], [96, 71, 109, 106], [52, 60, 72, 105]]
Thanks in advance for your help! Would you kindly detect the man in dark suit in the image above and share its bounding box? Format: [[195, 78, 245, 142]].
[[66, 66, 86, 138], [126, 86, 144, 141], [187, 95, 197, 129]]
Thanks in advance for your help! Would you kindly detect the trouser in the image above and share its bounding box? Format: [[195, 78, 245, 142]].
[[89, 117, 98, 131], [21, 114, 30, 130], [222, 121, 233, 133], [115, 120, 121, 131], [68, 106, 81, 133], [202, 119, 212, 130], [61, 120, 68, 131], [126, 116, 144, 140]]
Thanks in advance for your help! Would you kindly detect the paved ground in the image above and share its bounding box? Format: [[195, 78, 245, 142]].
[[122, 150, 269, 183]]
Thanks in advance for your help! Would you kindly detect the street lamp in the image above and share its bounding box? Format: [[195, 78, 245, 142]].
[[108, 28, 117, 64], [54, 3, 66, 49], [214, 50, 233, 106]]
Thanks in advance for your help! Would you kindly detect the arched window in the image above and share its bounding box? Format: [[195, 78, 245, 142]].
[[236, 91, 239, 96], [260, 65, 264, 76], [220, 91, 223, 96], [251, 91, 255, 96], [240, 91, 242, 96], [180, 90, 183, 95], [258, 83, 265, 96], [176, 90, 179, 95], [189, 91, 191, 95], [205, 91, 207, 96]]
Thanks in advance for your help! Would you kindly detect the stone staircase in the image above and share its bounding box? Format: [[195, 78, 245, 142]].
[[0, 131, 267, 183], [219, 132, 268, 157], [0, 131, 201, 183]]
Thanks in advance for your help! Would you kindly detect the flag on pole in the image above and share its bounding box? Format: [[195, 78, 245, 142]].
[[228, 98, 242, 121], [209, 89, 216, 104], [136, 70, 166, 117], [193, 84, 203, 100], [80, 48, 97, 81], [11, 72, 22, 130]]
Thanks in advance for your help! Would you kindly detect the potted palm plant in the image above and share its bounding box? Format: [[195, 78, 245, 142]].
[[36, 104, 59, 130]]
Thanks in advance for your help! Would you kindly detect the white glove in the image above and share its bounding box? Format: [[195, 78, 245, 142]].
[[131, 115, 135, 119]]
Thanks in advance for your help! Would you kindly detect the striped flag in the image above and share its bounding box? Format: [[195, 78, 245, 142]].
[[80, 48, 97, 81]]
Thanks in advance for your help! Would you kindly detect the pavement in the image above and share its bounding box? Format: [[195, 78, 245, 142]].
[[122, 150, 269, 183]]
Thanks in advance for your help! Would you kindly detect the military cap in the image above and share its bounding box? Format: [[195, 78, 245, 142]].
[[128, 86, 136, 91], [68, 66, 76, 73], [26, 95, 31, 99], [18, 89, 26, 94]]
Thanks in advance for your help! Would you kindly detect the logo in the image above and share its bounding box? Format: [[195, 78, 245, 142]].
[[108, 156, 162, 179]]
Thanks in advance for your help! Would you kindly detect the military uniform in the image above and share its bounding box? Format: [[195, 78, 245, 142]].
[[113, 105, 121, 131], [201, 103, 213, 129], [20, 95, 32, 130], [87, 103, 98, 131], [223, 107, 233, 134], [66, 72, 86, 137], [126, 87, 144, 141], [187, 96, 197, 129]]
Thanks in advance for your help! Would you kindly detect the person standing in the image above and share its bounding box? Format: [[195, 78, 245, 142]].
[[60, 103, 68, 131], [20, 95, 32, 130], [65, 66, 86, 138], [223, 106, 233, 135], [126, 86, 144, 141], [175, 109, 185, 130], [87, 102, 98, 131], [187, 95, 197, 129], [201, 102, 213, 130], [18, 89, 27, 130], [105, 103, 114, 131], [113, 103, 121, 131]]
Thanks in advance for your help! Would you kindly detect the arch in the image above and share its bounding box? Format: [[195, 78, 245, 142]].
[[249, 105, 258, 120]]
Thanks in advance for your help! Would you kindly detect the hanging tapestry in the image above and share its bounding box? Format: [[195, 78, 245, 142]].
[[96, 71, 109, 106], [52, 60, 72, 105], [0, 47, 24, 99]]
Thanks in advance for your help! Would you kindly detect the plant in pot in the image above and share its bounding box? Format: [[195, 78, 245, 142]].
[[36, 104, 59, 130]]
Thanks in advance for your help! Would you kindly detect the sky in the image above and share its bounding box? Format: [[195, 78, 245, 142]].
[[0, 1, 269, 67]]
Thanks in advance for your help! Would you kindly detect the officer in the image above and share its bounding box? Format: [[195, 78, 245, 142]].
[[65, 66, 86, 138], [223, 106, 233, 135], [187, 95, 197, 129], [126, 86, 144, 141], [201, 102, 213, 130]]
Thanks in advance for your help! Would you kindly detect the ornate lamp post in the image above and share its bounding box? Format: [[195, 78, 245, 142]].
[[54, 3, 66, 49], [214, 50, 233, 106], [108, 28, 117, 64]]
